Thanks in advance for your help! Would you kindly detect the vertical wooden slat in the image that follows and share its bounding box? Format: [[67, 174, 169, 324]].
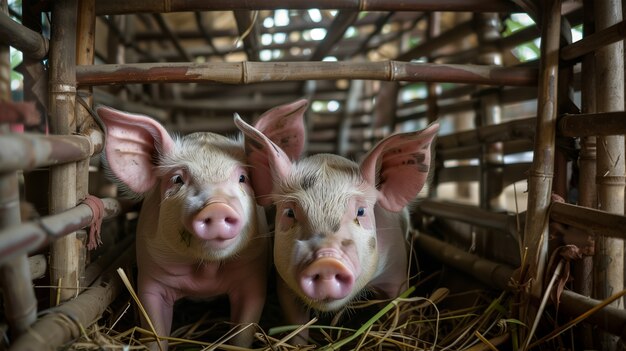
[[426, 13, 440, 199], [75, 0, 96, 293], [519, 0, 561, 346], [0, 0, 38, 336], [48, 0, 80, 304], [593, 0, 624, 349], [573, 0, 597, 348]]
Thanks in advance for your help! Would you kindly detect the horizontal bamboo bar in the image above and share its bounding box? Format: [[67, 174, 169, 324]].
[[76, 61, 538, 87], [83, 234, 134, 287], [560, 290, 626, 339], [0, 10, 48, 60], [558, 111, 626, 137], [0, 198, 121, 267], [0, 134, 93, 172], [436, 162, 531, 186], [561, 19, 626, 61], [413, 231, 515, 291], [416, 199, 515, 233], [95, 0, 519, 15], [9, 242, 135, 351], [415, 232, 626, 339], [438, 139, 533, 161], [550, 201, 626, 240], [438, 117, 536, 149]]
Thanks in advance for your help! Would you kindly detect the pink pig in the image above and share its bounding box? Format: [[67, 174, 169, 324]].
[[234, 100, 438, 337], [97, 100, 307, 350]]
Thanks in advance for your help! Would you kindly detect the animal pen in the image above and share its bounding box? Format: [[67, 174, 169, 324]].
[[1, 0, 626, 350]]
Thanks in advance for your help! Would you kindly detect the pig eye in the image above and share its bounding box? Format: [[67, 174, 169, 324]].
[[356, 207, 365, 217], [284, 208, 295, 218], [239, 174, 246, 183], [171, 174, 184, 185]]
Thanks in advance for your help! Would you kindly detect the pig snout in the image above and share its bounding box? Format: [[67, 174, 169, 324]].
[[300, 253, 355, 301], [190, 202, 243, 243]]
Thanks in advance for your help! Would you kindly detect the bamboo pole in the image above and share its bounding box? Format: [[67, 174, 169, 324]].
[[95, 0, 520, 15], [437, 163, 531, 187], [414, 232, 626, 340], [75, 61, 539, 86], [559, 112, 626, 136], [0, 10, 48, 60], [48, 0, 80, 304], [0, 134, 93, 173], [0, 0, 38, 338], [8, 242, 135, 351], [572, 2, 597, 346], [0, 198, 121, 267], [437, 117, 536, 148], [593, 1, 625, 349], [416, 199, 515, 233], [519, 0, 561, 346], [550, 201, 626, 240], [561, 19, 626, 61], [75, 0, 97, 295], [438, 141, 533, 162], [397, 18, 471, 62]]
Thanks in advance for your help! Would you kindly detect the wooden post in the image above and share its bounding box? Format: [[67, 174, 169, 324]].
[[519, 0, 561, 347], [48, 0, 80, 304], [594, 0, 624, 350], [573, 0, 596, 347], [0, 0, 38, 336], [75, 0, 96, 293]]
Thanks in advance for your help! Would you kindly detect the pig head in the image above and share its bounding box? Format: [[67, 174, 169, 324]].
[[235, 103, 438, 327], [97, 100, 307, 349]]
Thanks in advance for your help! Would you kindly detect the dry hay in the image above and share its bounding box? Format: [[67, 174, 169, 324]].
[[63, 272, 518, 351]]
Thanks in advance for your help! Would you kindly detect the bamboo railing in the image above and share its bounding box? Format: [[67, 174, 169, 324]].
[[3, 0, 626, 350]]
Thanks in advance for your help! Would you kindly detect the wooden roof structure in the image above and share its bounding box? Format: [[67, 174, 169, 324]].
[[2, 0, 626, 350]]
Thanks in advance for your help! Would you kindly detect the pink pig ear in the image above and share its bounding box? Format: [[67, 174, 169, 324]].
[[360, 123, 439, 212], [97, 106, 175, 194], [253, 99, 308, 161], [235, 113, 293, 207]]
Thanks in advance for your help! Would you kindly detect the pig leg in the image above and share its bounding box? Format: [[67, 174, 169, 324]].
[[276, 277, 311, 345], [228, 275, 267, 347], [138, 276, 175, 351]]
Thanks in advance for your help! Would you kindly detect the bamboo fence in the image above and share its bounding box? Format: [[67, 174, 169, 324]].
[[2, 1, 626, 350]]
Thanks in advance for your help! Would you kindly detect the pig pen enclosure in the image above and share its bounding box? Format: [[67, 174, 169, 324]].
[[2, 0, 626, 350]]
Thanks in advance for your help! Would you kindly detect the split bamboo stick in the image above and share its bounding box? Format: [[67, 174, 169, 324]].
[[0, 10, 48, 60], [593, 2, 625, 348], [0, 198, 121, 268], [8, 242, 135, 351], [95, 0, 520, 15], [519, 0, 561, 345], [48, 0, 80, 304], [75, 61, 538, 87]]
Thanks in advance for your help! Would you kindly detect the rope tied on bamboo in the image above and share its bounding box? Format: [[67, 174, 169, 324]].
[[81, 195, 105, 250]]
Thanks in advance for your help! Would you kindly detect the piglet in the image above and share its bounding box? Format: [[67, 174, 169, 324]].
[[235, 102, 438, 338], [97, 100, 307, 350]]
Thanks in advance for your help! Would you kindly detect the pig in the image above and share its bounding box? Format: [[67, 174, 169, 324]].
[[97, 100, 307, 350], [234, 102, 438, 338]]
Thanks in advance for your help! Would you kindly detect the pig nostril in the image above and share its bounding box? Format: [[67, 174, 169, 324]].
[[225, 217, 238, 225]]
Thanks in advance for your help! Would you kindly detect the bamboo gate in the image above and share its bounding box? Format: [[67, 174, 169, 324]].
[[1, 0, 626, 350]]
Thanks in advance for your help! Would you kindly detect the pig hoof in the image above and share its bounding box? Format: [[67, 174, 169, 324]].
[[300, 258, 354, 300]]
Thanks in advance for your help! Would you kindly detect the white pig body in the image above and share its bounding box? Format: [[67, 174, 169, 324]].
[[235, 100, 438, 331], [98, 101, 308, 350]]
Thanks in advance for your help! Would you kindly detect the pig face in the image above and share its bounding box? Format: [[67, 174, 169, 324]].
[[272, 154, 380, 311], [155, 132, 256, 261], [235, 102, 438, 312], [97, 107, 256, 261]]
